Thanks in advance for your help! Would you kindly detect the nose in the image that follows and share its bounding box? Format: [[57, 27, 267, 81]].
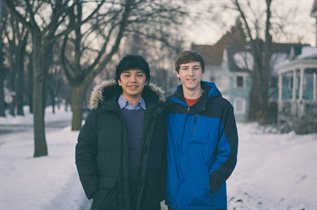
[[130, 74, 137, 82], [188, 68, 194, 76]]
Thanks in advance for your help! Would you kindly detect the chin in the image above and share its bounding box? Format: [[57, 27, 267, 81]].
[[185, 84, 198, 89]]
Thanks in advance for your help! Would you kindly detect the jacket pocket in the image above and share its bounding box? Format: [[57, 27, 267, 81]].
[[190, 117, 216, 144], [92, 177, 118, 210], [190, 131, 212, 144]]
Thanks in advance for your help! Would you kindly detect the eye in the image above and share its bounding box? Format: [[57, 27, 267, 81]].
[[193, 66, 201, 70], [122, 74, 130, 78], [137, 73, 145, 77]]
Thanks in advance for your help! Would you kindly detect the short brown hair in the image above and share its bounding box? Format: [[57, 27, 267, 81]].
[[175, 50, 205, 72]]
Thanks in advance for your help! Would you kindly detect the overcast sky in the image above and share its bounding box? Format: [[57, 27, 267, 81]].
[[183, 0, 315, 47]]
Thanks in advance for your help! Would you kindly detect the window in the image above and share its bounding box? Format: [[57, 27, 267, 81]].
[[234, 98, 246, 114], [236, 76, 244, 88]]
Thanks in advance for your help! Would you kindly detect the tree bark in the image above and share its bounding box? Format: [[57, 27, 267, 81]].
[[48, 86, 56, 114], [27, 54, 33, 114], [0, 0, 4, 117], [0, 49, 6, 117], [16, 34, 28, 116], [71, 83, 88, 130], [32, 37, 48, 157], [0, 76, 5, 117]]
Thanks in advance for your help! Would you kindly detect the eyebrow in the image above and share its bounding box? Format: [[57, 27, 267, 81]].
[[122, 70, 145, 73], [180, 65, 200, 68]]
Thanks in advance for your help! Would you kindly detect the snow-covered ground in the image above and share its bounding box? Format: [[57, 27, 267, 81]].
[[0, 108, 316, 210], [227, 124, 317, 210]]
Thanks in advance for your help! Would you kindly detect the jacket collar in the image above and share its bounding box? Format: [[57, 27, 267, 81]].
[[169, 81, 222, 111], [89, 80, 165, 111]]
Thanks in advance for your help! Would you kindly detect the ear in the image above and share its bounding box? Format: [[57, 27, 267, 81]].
[[118, 79, 122, 86]]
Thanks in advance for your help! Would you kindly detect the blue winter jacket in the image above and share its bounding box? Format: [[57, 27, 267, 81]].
[[166, 81, 238, 210]]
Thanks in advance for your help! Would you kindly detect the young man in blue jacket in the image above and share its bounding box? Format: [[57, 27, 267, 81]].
[[165, 50, 238, 210]]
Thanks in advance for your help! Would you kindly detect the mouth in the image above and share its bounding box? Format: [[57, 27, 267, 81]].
[[127, 85, 138, 89]]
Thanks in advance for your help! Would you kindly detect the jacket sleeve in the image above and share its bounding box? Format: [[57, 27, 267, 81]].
[[209, 104, 238, 193], [75, 110, 99, 199], [159, 112, 168, 201]]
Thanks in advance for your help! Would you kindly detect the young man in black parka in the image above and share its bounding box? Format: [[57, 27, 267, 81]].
[[75, 55, 167, 210]]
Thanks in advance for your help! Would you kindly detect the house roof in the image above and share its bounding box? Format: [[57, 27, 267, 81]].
[[191, 26, 247, 66], [191, 23, 309, 74], [225, 42, 309, 74], [215, 27, 247, 47], [191, 44, 224, 65], [271, 43, 308, 55], [297, 46, 317, 59]]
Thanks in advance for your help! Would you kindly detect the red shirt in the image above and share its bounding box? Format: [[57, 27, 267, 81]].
[[185, 98, 199, 107]]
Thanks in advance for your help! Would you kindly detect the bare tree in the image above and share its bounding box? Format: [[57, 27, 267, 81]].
[[0, 0, 7, 117], [48, 64, 65, 114], [0, 50, 9, 117], [3, 11, 29, 116], [4, 0, 103, 157], [24, 53, 33, 114], [61, 0, 186, 130], [231, 0, 273, 123]]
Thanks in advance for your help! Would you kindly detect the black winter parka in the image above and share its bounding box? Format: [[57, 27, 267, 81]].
[[75, 81, 167, 210]]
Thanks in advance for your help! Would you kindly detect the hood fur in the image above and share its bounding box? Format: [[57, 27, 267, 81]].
[[89, 80, 165, 109]]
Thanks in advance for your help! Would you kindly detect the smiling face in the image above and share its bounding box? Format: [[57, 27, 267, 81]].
[[177, 61, 203, 94], [118, 68, 147, 104]]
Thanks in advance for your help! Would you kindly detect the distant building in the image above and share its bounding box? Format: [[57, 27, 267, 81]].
[[276, 46, 317, 133], [271, 1, 317, 133], [189, 1, 317, 131], [221, 46, 252, 122], [192, 28, 309, 123]]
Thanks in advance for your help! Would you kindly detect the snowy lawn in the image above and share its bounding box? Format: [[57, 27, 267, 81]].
[[228, 123, 317, 210], [0, 109, 89, 210], [0, 109, 316, 210]]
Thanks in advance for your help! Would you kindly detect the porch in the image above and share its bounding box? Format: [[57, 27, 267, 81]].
[[277, 59, 317, 133]]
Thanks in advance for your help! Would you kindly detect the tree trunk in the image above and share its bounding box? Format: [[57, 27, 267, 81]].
[[0, 77, 5, 117], [16, 56, 25, 116], [248, 0, 272, 124], [9, 97, 16, 116], [0, 47, 6, 117], [249, 53, 271, 124], [33, 73, 48, 157], [71, 83, 88, 131], [248, 40, 261, 121], [48, 87, 55, 114], [32, 44, 48, 157], [16, 34, 28, 116], [0, 0, 3, 117], [27, 54, 33, 114]]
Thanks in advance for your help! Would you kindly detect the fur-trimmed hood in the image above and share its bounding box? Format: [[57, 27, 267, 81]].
[[89, 80, 165, 109]]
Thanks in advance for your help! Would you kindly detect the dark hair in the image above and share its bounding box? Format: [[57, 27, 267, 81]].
[[175, 50, 205, 72], [115, 54, 150, 82]]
